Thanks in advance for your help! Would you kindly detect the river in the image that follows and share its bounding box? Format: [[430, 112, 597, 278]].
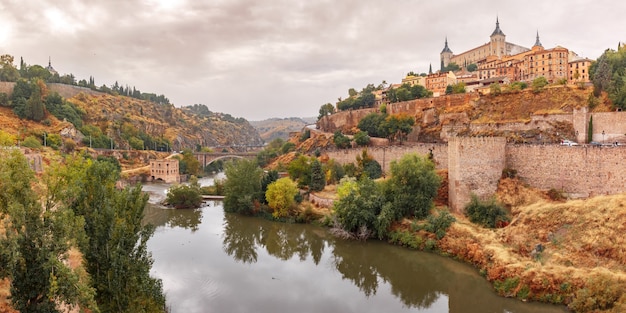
[[143, 177, 567, 313]]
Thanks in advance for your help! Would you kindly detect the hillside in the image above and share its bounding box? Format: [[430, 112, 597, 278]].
[[0, 83, 263, 150], [250, 117, 316, 142]]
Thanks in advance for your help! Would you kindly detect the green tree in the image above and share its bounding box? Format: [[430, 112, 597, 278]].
[[223, 159, 263, 214], [333, 131, 351, 149], [353, 131, 370, 146], [318, 103, 335, 120], [260, 170, 279, 204], [490, 82, 502, 95], [348, 88, 358, 97], [589, 45, 626, 109], [442, 62, 460, 72], [0, 92, 8, 107], [532, 76, 549, 92], [309, 159, 325, 192], [0, 54, 20, 82], [166, 176, 203, 209], [358, 113, 387, 138], [588, 115, 593, 143], [467, 63, 478, 72], [65, 160, 166, 312], [265, 177, 298, 218], [179, 149, 201, 176], [0, 150, 98, 313], [287, 155, 312, 188], [21, 135, 42, 148], [384, 153, 441, 219], [24, 65, 51, 81], [381, 113, 414, 143], [333, 177, 384, 238], [281, 141, 296, 154]]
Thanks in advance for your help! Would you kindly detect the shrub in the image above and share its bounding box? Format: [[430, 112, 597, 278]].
[[299, 129, 311, 142], [464, 195, 510, 228], [501, 168, 518, 179], [166, 178, 203, 209], [424, 210, 456, 239], [532, 76, 549, 93], [569, 275, 625, 312], [281, 142, 296, 154], [547, 188, 565, 201], [353, 131, 370, 146], [333, 131, 351, 149], [21, 135, 41, 148]]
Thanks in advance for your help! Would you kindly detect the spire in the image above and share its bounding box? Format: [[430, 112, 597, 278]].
[[48, 56, 51, 67], [441, 37, 453, 54], [429, 63, 433, 75], [534, 30, 542, 47], [491, 16, 505, 37]]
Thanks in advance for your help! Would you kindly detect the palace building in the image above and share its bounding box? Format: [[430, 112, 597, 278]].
[[439, 18, 591, 85]]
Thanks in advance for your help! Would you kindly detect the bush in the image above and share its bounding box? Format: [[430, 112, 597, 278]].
[[166, 179, 203, 209], [569, 275, 625, 312], [21, 135, 41, 148], [333, 131, 351, 149], [281, 142, 296, 154], [464, 195, 509, 228], [547, 188, 566, 201], [424, 210, 456, 239], [299, 129, 310, 142], [532, 76, 549, 93], [353, 131, 370, 146], [501, 168, 518, 179]]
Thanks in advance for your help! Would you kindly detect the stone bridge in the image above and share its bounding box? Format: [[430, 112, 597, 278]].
[[192, 152, 257, 168]]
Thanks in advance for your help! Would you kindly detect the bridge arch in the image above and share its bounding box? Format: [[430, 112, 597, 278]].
[[205, 155, 246, 166]]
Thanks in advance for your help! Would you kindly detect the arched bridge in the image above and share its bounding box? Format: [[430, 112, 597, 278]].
[[193, 152, 257, 168]]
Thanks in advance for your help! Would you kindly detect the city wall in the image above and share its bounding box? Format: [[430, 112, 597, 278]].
[[322, 139, 626, 212], [506, 145, 626, 198]]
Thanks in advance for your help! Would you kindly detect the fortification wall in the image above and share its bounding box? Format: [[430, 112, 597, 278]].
[[588, 111, 626, 143], [317, 108, 378, 133], [386, 93, 473, 116], [469, 113, 573, 133], [506, 145, 626, 197], [324, 143, 448, 174], [47, 83, 102, 99], [448, 137, 506, 212]]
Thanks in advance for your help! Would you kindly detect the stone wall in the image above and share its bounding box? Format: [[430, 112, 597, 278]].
[[317, 108, 378, 133], [448, 137, 506, 212], [324, 143, 448, 174], [506, 145, 626, 198]]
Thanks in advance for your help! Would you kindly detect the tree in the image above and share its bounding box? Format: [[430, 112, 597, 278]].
[[318, 103, 335, 120], [180, 149, 201, 176], [333, 131, 351, 149], [442, 62, 460, 72], [223, 159, 263, 214], [166, 176, 203, 209], [348, 88, 358, 97], [288, 155, 312, 188], [47, 156, 165, 309], [26, 81, 46, 121], [384, 153, 441, 219], [532, 76, 549, 92], [490, 82, 502, 95], [63, 160, 166, 312], [353, 131, 370, 146], [589, 45, 626, 109], [0, 129, 15, 146], [467, 63, 478, 72], [333, 177, 384, 239], [309, 159, 325, 192], [356, 149, 382, 179], [0, 54, 20, 82], [260, 170, 279, 204], [358, 113, 387, 138], [265, 178, 298, 218], [0, 150, 98, 313], [381, 113, 415, 143]]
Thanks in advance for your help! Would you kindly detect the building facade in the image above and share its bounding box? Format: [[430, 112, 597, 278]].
[[150, 159, 180, 183]]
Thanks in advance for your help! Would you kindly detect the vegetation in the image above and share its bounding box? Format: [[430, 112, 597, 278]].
[[318, 103, 335, 120], [353, 130, 370, 146], [333, 131, 351, 149], [357, 112, 414, 143], [386, 83, 432, 103], [0, 150, 98, 312], [309, 159, 326, 192], [265, 178, 299, 218], [166, 176, 203, 209], [445, 82, 466, 95], [223, 159, 263, 214], [332, 153, 441, 240], [590, 44, 626, 109], [532, 76, 549, 93], [464, 194, 510, 228]]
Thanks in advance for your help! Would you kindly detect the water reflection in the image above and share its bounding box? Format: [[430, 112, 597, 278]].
[[222, 213, 325, 265], [145, 200, 567, 313]]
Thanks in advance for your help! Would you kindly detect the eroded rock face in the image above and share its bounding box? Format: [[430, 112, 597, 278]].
[[60, 125, 85, 142]]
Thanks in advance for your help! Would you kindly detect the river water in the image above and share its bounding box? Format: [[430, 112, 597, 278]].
[[143, 178, 567, 313]]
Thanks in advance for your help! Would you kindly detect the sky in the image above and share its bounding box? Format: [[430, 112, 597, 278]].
[[0, 0, 624, 121]]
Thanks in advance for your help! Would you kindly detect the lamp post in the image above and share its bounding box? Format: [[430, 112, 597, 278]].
[[43, 132, 47, 147]]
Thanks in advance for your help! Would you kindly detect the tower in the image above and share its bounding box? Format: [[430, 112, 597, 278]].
[[489, 17, 506, 58], [533, 31, 543, 48], [440, 37, 453, 71]]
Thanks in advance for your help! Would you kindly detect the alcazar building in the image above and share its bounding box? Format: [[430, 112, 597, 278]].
[[438, 18, 592, 86]]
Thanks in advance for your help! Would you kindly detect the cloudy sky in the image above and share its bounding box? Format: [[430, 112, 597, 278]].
[[0, 0, 624, 120]]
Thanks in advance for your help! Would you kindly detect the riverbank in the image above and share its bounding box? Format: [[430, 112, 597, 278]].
[[303, 178, 626, 312]]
